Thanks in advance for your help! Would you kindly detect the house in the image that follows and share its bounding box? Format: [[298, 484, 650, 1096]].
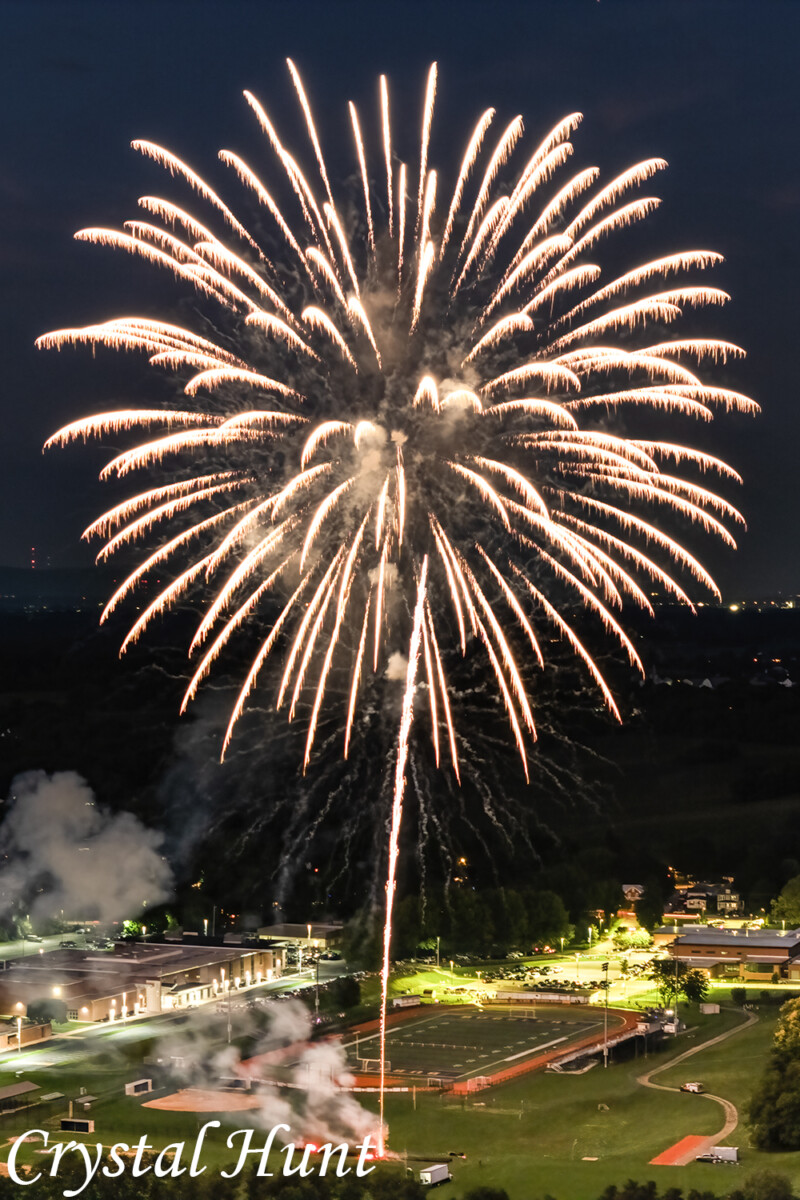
[[666, 881, 741, 916]]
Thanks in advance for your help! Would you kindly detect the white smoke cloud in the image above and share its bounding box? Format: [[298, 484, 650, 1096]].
[[157, 999, 378, 1147], [384, 652, 408, 681], [0, 770, 173, 923]]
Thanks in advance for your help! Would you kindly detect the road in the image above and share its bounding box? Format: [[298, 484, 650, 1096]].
[[0, 934, 77, 962], [637, 1007, 758, 1162]]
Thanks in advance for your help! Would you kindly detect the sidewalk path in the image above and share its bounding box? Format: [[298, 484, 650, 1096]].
[[639, 1008, 758, 1164]]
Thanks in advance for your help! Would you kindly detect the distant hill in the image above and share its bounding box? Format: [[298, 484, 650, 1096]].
[[0, 565, 114, 612]]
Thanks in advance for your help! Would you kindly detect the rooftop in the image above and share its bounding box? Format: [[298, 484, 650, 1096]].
[[0, 943, 273, 1007], [258, 922, 342, 941], [672, 926, 800, 950]]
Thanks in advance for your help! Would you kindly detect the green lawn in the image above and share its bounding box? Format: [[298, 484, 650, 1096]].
[[2, 989, 797, 1198], [377, 1003, 800, 1200]]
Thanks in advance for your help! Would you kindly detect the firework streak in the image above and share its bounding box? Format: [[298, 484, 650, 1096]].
[[40, 63, 756, 1150]]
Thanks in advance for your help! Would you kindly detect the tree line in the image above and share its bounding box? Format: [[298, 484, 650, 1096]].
[[3, 1161, 795, 1200], [371, 886, 574, 959]]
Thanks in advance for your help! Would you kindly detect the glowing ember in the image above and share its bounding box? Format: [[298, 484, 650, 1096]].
[[39, 62, 756, 1152]]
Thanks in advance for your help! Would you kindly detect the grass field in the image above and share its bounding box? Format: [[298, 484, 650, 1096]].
[[377, 1003, 800, 1199], [338, 1006, 607, 1082], [0, 989, 795, 1197]]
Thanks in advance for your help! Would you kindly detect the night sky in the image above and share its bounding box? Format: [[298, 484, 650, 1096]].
[[3, 0, 798, 596]]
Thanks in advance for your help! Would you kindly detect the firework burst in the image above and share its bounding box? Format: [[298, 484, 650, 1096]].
[[39, 62, 756, 1150]]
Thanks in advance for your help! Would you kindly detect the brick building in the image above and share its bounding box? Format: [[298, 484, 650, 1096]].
[[0, 941, 282, 1022]]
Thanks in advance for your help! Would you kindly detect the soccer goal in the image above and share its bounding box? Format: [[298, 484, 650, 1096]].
[[359, 1058, 389, 1073]]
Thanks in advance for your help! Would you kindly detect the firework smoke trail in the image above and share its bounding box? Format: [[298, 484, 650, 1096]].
[[378, 557, 427, 1153], [39, 62, 757, 1149]]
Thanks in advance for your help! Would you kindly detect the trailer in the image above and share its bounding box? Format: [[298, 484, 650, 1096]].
[[696, 1146, 739, 1164], [419, 1163, 453, 1186]]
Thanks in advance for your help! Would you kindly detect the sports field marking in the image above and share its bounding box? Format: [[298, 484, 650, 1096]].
[[344, 1008, 607, 1083], [504, 1037, 568, 1061], [343, 1011, 449, 1051], [470, 1019, 603, 1077]]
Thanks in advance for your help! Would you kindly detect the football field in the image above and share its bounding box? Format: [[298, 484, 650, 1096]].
[[341, 1006, 606, 1082]]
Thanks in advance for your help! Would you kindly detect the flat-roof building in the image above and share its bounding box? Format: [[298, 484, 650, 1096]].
[[667, 925, 800, 981], [257, 922, 342, 950], [0, 941, 282, 1023]]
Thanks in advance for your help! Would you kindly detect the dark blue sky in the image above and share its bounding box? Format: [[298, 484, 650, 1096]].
[[3, 0, 798, 595]]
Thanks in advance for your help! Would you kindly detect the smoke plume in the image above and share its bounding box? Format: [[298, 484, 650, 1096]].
[[0, 770, 173, 923], [155, 999, 378, 1147]]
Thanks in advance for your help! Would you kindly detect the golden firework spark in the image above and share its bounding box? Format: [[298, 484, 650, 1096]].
[[40, 64, 757, 1153]]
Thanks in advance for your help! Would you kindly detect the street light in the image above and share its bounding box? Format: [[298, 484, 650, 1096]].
[[16, 1016, 22, 1054], [602, 961, 609, 1069], [436, 936, 440, 969], [674, 954, 680, 1033]]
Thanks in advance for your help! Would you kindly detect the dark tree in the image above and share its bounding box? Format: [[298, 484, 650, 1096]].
[[331, 975, 361, 1009], [25, 997, 67, 1025], [681, 969, 710, 1005], [749, 997, 800, 1150], [634, 888, 664, 933], [770, 877, 800, 928], [729, 1169, 796, 1200], [521, 888, 571, 946], [463, 1189, 512, 1200]]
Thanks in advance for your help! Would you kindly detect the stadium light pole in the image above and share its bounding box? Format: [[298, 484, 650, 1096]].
[[602, 961, 609, 1068]]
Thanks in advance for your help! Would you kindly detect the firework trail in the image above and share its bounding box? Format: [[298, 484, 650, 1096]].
[[39, 62, 756, 1151]]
